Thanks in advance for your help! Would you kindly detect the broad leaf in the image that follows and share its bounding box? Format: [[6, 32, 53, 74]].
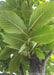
[[0, 0, 22, 10], [34, 48, 45, 60], [21, 2, 32, 26], [6, 0, 24, 8], [9, 54, 29, 73], [28, 1, 54, 32], [19, 44, 27, 53], [9, 54, 21, 73], [43, 44, 51, 53], [1, 33, 27, 50], [30, 26, 54, 44], [29, 41, 37, 50], [0, 11, 27, 35], [6, 0, 19, 9], [45, 42, 54, 50], [0, 47, 17, 60]]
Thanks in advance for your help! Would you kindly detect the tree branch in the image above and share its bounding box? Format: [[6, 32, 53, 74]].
[[19, 64, 24, 75], [42, 50, 54, 74], [42, 50, 54, 66], [45, 50, 53, 64]]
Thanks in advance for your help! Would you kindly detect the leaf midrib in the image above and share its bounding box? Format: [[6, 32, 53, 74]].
[[30, 33, 54, 39], [1, 16, 27, 36], [28, 4, 52, 32], [4, 35, 26, 43]]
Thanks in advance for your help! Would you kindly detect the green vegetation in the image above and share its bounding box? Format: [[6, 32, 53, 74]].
[[0, 0, 54, 75]]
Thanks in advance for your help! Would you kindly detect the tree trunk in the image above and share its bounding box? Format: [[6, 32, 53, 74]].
[[2, 51, 53, 75], [29, 54, 44, 75], [29, 51, 53, 75]]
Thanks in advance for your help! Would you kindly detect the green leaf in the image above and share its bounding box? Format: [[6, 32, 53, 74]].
[[6, 0, 19, 9], [6, 0, 24, 8], [52, 17, 54, 23], [34, 48, 45, 60], [9, 54, 29, 73], [0, 47, 17, 60], [9, 54, 21, 73], [0, 0, 21, 10], [43, 44, 51, 52], [19, 44, 27, 53], [28, 1, 54, 32], [21, 2, 32, 26], [29, 41, 37, 50], [0, 11, 27, 35], [46, 42, 54, 50], [22, 64, 29, 75], [30, 26, 54, 44], [1, 33, 27, 50]]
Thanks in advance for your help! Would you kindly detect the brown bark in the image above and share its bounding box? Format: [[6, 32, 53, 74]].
[[29, 54, 42, 75], [29, 51, 53, 75]]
